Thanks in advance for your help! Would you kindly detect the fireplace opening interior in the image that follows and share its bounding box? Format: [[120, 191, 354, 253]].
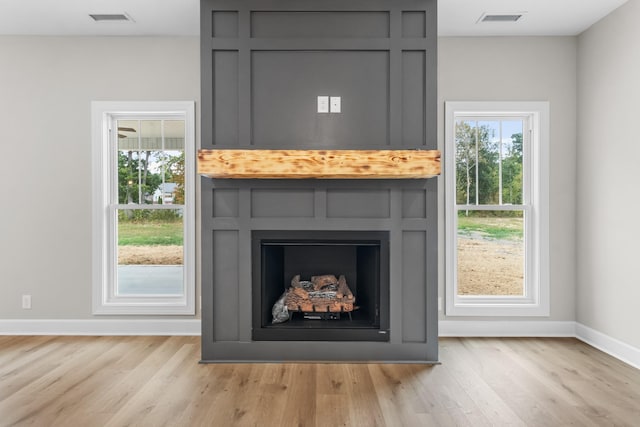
[[253, 231, 389, 341]]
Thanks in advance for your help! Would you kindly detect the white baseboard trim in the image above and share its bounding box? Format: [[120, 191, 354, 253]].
[[575, 323, 640, 370], [0, 319, 579, 339], [0, 319, 576, 338], [439, 320, 576, 337], [0, 319, 201, 336]]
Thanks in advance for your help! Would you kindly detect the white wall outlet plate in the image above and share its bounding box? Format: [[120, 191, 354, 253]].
[[22, 294, 32, 309], [330, 96, 341, 113], [317, 96, 329, 113]]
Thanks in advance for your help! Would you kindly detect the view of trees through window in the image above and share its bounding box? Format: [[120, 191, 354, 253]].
[[115, 119, 185, 296], [455, 119, 525, 296]]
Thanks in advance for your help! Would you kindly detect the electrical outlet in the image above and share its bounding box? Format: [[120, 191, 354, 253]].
[[330, 96, 341, 113], [438, 297, 442, 311], [22, 294, 32, 310]]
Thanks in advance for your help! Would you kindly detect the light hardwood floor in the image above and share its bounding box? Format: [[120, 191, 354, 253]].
[[1, 336, 639, 426]]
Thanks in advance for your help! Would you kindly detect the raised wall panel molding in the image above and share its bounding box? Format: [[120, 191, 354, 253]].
[[198, 149, 441, 179]]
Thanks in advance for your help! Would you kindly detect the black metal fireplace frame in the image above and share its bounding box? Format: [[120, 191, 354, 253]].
[[251, 230, 390, 342]]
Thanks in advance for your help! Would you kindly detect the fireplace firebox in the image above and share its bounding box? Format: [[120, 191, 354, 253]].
[[252, 230, 390, 341]]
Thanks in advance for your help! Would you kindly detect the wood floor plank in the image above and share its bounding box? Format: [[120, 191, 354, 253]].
[[0, 337, 69, 401], [1, 336, 639, 427], [0, 336, 55, 368], [89, 337, 182, 423], [103, 340, 198, 427], [237, 364, 293, 427], [517, 338, 640, 425], [342, 363, 387, 427], [203, 363, 263, 426], [135, 343, 204, 427], [461, 338, 596, 426], [439, 338, 528, 426], [0, 336, 122, 426], [490, 339, 602, 426], [368, 363, 464, 426], [408, 357, 489, 426], [279, 363, 318, 427], [315, 363, 350, 427], [173, 363, 237, 426]]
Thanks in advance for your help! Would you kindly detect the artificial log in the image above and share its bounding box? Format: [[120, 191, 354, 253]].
[[285, 274, 355, 313], [310, 275, 337, 289], [336, 275, 353, 300], [197, 149, 441, 179]]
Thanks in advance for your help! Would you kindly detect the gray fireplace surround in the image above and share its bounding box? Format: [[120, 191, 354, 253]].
[[200, 0, 438, 362]]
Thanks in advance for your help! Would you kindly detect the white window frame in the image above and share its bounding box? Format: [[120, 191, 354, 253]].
[[91, 101, 196, 315], [445, 101, 549, 316]]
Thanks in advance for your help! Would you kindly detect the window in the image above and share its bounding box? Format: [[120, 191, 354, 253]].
[[445, 102, 549, 316], [92, 102, 195, 314]]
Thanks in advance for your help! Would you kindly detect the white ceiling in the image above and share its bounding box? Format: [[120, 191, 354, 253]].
[[0, 0, 629, 37]]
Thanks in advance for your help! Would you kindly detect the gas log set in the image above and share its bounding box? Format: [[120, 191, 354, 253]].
[[272, 274, 356, 323]]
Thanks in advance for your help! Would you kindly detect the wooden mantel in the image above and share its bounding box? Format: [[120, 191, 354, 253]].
[[197, 149, 441, 179]]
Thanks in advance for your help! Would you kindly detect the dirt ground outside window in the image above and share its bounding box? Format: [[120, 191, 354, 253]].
[[457, 234, 524, 296], [118, 245, 183, 265]]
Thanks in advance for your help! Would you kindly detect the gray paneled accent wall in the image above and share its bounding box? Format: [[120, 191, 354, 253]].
[[251, 50, 390, 147], [251, 11, 390, 38], [201, 0, 437, 362]]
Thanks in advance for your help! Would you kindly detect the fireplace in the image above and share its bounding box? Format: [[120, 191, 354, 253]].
[[252, 230, 389, 341], [200, 0, 438, 362]]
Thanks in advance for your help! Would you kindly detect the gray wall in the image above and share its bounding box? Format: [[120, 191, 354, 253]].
[[577, 0, 640, 348], [438, 36, 578, 322], [0, 36, 200, 319]]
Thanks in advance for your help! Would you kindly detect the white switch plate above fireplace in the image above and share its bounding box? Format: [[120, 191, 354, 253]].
[[317, 96, 329, 113]]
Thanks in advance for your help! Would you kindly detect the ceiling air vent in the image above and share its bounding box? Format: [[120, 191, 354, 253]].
[[478, 13, 525, 23], [89, 14, 132, 22]]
